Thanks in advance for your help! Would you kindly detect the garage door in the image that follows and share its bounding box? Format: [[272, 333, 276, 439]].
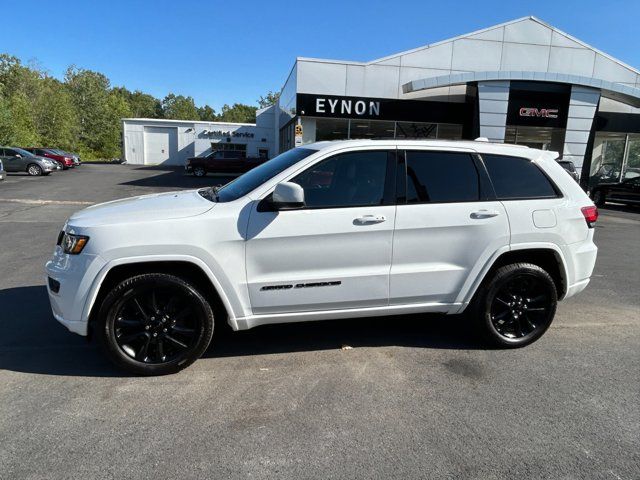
[[144, 127, 178, 165]]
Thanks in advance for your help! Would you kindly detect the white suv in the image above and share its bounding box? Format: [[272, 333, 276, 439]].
[[46, 140, 598, 375]]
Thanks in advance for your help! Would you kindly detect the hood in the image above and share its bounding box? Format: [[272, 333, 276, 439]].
[[34, 155, 55, 164], [69, 189, 215, 227]]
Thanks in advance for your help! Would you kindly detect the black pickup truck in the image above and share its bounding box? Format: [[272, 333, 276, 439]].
[[185, 150, 268, 177]]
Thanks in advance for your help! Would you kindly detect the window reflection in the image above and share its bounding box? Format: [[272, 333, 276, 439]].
[[315, 118, 349, 141], [590, 132, 626, 187]]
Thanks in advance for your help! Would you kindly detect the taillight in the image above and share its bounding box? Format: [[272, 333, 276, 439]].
[[581, 206, 598, 228]]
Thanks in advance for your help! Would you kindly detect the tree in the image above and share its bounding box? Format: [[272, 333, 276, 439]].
[[161, 93, 199, 120], [113, 87, 162, 118], [64, 66, 115, 157], [197, 105, 217, 121], [258, 90, 280, 109], [5, 90, 40, 145], [218, 103, 257, 123], [33, 77, 78, 149]]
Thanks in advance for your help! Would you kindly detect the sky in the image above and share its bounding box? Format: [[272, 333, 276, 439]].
[[3, 0, 639, 111]]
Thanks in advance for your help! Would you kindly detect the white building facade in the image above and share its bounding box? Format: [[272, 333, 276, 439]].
[[122, 105, 275, 166], [275, 16, 640, 190]]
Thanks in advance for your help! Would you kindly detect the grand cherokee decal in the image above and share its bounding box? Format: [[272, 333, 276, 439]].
[[261, 281, 342, 291]]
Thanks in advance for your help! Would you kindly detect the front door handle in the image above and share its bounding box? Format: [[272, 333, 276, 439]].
[[470, 210, 500, 219], [354, 215, 386, 225]]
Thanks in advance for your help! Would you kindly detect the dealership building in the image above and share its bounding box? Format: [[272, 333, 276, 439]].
[[274, 16, 640, 188], [123, 16, 640, 188], [121, 107, 276, 166]]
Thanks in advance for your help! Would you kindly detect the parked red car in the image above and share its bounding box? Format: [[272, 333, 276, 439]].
[[22, 148, 74, 169]]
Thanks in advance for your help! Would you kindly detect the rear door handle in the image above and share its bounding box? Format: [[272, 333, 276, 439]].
[[354, 215, 386, 225], [470, 210, 500, 219]]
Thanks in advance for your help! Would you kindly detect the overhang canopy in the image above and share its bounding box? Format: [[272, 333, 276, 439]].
[[402, 71, 640, 108]]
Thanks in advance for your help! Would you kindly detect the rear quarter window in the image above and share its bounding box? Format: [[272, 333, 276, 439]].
[[482, 154, 559, 200]]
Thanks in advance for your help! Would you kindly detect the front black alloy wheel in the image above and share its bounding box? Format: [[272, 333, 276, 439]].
[[193, 166, 206, 177], [97, 273, 214, 375], [474, 263, 557, 347]]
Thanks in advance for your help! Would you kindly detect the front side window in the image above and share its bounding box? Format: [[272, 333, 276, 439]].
[[291, 151, 389, 208], [405, 151, 480, 203], [215, 147, 317, 202], [482, 154, 558, 199]]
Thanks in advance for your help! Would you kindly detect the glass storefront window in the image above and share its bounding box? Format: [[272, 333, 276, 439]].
[[436, 124, 463, 140], [315, 118, 349, 141], [624, 134, 640, 181], [348, 120, 396, 139], [281, 117, 465, 151], [396, 122, 436, 139], [590, 132, 627, 187], [505, 126, 565, 152]]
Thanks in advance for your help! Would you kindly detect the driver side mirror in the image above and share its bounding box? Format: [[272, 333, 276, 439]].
[[270, 182, 305, 210], [15, 154, 22, 158]]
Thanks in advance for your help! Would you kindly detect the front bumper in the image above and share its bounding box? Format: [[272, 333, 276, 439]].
[[45, 248, 107, 336]]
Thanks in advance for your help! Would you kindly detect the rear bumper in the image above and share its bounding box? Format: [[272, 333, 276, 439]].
[[561, 237, 598, 300], [0, 170, 5, 180]]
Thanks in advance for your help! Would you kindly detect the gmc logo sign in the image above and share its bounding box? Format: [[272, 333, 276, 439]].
[[519, 107, 559, 119]]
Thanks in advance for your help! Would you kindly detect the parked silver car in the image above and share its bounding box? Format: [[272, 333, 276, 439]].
[[0, 159, 5, 181], [0, 147, 57, 176]]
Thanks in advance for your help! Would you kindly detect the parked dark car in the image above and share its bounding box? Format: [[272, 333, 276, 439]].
[[557, 160, 579, 182], [185, 150, 268, 177], [591, 176, 640, 207], [0, 147, 57, 176], [22, 147, 74, 169]]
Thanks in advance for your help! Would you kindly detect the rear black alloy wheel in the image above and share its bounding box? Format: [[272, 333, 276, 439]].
[[193, 166, 206, 177], [98, 273, 214, 375], [27, 164, 43, 176], [475, 263, 557, 347]]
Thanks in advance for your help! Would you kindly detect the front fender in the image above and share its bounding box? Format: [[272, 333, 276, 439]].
[[81, 254, 242, 330]]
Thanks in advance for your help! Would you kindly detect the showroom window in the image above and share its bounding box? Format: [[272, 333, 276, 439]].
[[505, 126, 566, 153], [291, 151, 389, 208], [404, 151, 480, 203], [483, 154, 559, 199], [396, 122, 437, 139], [590, 132, 640, 187], [348, 120, 396, 139], [315, 118, 349, 141]]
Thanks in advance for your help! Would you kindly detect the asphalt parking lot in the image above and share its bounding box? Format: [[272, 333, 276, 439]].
[[0, 164, 638, 479]]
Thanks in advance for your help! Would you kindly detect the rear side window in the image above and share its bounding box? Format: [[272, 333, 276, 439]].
[[483, 154, 559, 199], [405, 151, 480, 203]]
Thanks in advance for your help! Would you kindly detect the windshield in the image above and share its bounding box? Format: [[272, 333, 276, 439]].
[[215, 148, 317, 202], [11, 147, 34, 157]]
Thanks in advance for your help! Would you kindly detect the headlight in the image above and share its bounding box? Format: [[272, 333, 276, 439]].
[[61, 233, 89, 254]]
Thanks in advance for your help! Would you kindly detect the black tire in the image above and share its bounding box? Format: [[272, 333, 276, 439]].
[[97, 273, 214, 375], [471, 263, 557, 348], [27, 164, 43, 176], [592, 189, 606, 207], [193, 166, 206, 177]]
